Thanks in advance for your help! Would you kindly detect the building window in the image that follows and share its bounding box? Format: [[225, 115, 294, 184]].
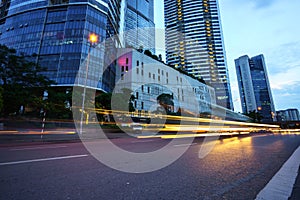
[[153, 74, 155, 80], [141, 85, 144, 92], [158, 76, 160, 82], [141, 102, 144, 110], [137, 60, 139, 66], [126, 58, 128, 64], [142, 62, 144, 67], [141, 69, 144, 76], [158, 69, 160, 74], [148, 87, 150, 93], [136, 68, 139, 74], [149, 72, 151, 78], [136, 92, 139, 99], [166, 72, 168, 77], [166, 79, 168, 84], [162, 70, 164, 76], [121, 66, 124, 72], [126, 66, 128, 72]]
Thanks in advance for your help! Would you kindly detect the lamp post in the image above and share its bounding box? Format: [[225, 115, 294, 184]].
[[80, 33, 98, 135]]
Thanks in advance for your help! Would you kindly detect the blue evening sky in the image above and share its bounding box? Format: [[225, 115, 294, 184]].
[[153, 0, 300, 112]]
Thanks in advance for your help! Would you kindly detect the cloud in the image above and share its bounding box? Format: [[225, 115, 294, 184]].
[[267, 42, 300, 90], [272, 83, 300, 110], [278, 92, 297, 97]]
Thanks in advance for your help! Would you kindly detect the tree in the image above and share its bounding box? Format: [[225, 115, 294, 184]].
[[44, 88, 72, 119], [95, 92, 112, 110], [156, 93, 174, 114], [244, 110, 263, 123], [0, 44, 54, 116]]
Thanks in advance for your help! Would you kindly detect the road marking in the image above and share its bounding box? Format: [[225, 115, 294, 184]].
[[0, 154, 89, 166], [256, 146, 300, 200], [173, 143, 197, 147], [9, 146, 68, 151]]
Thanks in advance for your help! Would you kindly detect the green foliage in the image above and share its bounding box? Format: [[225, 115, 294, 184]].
[[95, 92, 112, 110], [46, 88, 72, 119], [95, 88, 136, 112], [157, 93, 174, 114], [0, 44, 54, 116], [244, 110, 263, 123]]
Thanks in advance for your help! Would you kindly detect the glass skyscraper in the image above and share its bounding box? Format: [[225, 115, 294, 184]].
[[0, 0, 116, 91], [124, 0, 155, 53], [235, 54, 276, 122], [164, 0, 233, 110]]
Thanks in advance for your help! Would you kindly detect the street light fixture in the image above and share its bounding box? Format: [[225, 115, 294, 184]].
[[80, 33, 99, 135]]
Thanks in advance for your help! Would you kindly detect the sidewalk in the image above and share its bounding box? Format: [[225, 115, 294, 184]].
[[289, 167, 300, 200]]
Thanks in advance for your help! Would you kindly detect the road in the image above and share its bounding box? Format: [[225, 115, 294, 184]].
[[0, 133, 300, 200]]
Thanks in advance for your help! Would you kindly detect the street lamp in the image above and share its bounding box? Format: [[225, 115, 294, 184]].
[[80, 33, 99, 135]]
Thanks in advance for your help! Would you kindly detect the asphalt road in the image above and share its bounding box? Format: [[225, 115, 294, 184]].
[[0, 133, 300, 200]]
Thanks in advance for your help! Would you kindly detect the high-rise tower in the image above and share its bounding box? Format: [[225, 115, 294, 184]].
[[235, 54, 276, 122], [0, 0, 122, 92], [124, 0, 155, 53], [164, 0, 233, 109]]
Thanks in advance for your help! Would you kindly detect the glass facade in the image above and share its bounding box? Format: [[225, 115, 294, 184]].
[[164, 0, 233, 110], [235, 54, 276, 122], [124, 0, 155, 54], [0, 0, 116, 91]]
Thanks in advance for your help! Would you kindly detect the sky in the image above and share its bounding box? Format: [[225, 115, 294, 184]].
[[153, 0, 300, 113]]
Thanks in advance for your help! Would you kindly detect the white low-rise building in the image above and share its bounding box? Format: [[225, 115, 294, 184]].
[[114, 48, 215, 117]]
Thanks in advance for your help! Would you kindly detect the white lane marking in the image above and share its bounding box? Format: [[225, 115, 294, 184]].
[[131, 139, 155, 143], [9, 146, 68, 151], [0, 154, 89, 166], [173, 143, 197, 147], [256, 146, 300, 200]]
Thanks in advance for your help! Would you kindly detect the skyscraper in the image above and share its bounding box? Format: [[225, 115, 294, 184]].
[[0, 0, 119, 92], [235, 54, 276, 122], [124, 0, 155, 53], [164, 0, 233, 110]]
